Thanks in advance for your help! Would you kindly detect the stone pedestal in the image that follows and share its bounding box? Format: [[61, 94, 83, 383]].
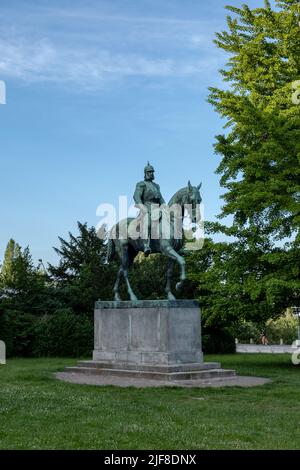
[[93, 300, 203, 365], [64, 299, 236, 383]]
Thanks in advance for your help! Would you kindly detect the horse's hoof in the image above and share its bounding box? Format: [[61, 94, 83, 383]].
[[167, 292, 176, 300], [130, 295, 138, 302], [176, 282, 182, 291], [114, 294, 121, 302]]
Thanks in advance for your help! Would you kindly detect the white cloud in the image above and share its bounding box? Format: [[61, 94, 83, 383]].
[[25, 5, 217, 27], [0, 36, 222, 89], [0, 2, 226, 91], [0, 39, 56, 79]]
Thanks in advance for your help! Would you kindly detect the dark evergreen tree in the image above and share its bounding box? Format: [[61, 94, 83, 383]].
[[49, 222, 107, 282], [48, 222, 116, 312]]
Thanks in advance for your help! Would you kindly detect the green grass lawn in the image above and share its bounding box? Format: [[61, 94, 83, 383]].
[[0, 354, 299, 450]]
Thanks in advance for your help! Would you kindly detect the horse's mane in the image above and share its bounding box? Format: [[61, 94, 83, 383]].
[[168, 187, 188, 206]]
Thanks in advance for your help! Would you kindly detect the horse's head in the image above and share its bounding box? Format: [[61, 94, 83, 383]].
[[186, 181, 202, 224], [167, 181, 202, 230]]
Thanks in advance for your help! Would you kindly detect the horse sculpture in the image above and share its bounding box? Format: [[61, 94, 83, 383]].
[[107, 181, 202, 301]]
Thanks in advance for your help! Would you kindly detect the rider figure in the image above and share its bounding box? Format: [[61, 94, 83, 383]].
[[133, 162, 165, 256]]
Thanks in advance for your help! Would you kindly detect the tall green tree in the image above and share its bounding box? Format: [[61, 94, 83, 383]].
[[207, 0, 300, 311], [0, 239, 21, 287], [187, 237, 287, 327], [0, 239, 51, 312], [0, 239, 38, 294]]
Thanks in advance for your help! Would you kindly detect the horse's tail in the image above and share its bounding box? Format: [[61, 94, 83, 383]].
[[106, 238, 115, 263]]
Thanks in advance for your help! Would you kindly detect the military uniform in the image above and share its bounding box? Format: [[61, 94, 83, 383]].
[[133, 163, 165, 255], [133, 180, 165, 209]]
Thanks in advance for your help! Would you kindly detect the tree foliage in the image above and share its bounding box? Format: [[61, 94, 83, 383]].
[[206, 0, 300, 316], [0, 239, 51, 314], [48, 222, 117, 312], [209, 0, 300, 239]]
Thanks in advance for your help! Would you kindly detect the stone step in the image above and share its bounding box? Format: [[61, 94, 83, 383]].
[[65, 365, 236, 381], [77, 360, 221, 373]]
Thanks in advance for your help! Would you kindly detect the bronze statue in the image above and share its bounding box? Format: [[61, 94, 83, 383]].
[[107, 164, 202, 301], [133, 162, 165, 256]]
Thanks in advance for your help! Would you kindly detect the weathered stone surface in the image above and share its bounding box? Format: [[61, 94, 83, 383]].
[[94, 300, 200, 309], [64, 365, 236, 381], [56, 372, 270, 388], [93, 300, 203, 365], [76, 361, 222, 373], [61, 300, 237, 385]]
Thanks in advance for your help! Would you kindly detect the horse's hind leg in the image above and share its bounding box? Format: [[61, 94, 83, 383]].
[[165, 258, 176, 300], [113, 267, 123, 302], [121, 244, 138, 301], [123, 267, 138, 302]]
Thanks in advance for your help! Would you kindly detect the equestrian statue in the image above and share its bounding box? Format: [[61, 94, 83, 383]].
[[107, 163, 202, 301]]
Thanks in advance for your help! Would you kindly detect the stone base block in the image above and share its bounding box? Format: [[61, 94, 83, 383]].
[[65, 361, 236, 381], [93, 300, 203, 366], [62, 299, 236, 384]]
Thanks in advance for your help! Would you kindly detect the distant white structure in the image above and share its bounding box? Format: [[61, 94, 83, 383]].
[[0, 341, 6, 365], [0, 80, 6, 104]]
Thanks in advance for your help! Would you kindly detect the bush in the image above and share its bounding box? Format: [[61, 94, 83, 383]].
[[230, 312, 298, 345], [202, 328, 236, 354], [0, 310, 37, 357], [266, 312, 298, 345], [230, 321, 261, 344], [0, 308, 93, 357], [32, 309, 93, 357]]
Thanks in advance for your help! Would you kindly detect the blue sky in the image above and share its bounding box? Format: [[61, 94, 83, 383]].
[[0, 0, 265, 265]]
